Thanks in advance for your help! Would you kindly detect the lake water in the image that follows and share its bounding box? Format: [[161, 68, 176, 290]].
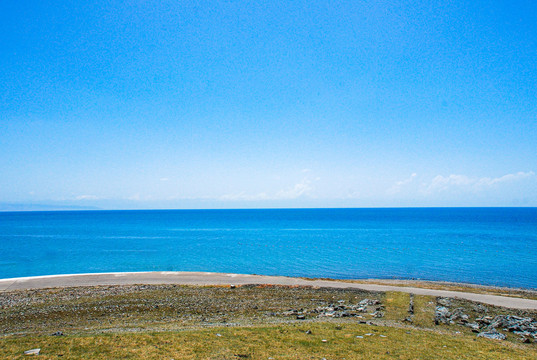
[[0, 208, 536, 288]]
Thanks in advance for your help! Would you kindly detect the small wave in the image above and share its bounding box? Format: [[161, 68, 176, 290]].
[[101, 249, 159, 253], [100, 236, 173, 239], [4, 234, 67, 238]]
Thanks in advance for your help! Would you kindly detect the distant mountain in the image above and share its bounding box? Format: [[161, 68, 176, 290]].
[[0, 203, 100, 211]]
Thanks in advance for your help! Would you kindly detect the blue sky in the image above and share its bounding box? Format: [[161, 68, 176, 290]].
[[1, 1, 536, 209]]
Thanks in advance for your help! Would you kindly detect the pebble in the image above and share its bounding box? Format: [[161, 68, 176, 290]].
[[24, 348, 40, 356], [356, 336, 364, 339], [477, 330, 506, 340]]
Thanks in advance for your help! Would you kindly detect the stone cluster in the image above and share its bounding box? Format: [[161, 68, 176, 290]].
[[283, 298, 384, 319], [434, 297, 537, 342]]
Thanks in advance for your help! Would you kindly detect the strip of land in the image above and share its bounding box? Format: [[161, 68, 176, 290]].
[[1, 271, 536, 310]]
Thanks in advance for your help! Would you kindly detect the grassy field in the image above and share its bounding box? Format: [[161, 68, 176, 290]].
[[2, 323, 535, 359], [1, 285, 536, 359]]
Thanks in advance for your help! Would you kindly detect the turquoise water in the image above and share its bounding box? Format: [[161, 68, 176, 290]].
[[0, 208, 536, 288]]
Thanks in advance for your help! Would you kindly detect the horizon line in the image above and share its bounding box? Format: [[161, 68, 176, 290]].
[[1, 205, 537, 213]]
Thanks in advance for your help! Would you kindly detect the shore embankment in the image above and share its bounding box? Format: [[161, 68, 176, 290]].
[[1, 271, 537, 310]]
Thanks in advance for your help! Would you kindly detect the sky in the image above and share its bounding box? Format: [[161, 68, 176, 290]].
[[1, 0, 536, 210]]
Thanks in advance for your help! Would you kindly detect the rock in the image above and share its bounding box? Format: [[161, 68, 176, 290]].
[[24, 349, 41, 355], [408, 294, 414, 315], [296, 314, 305, 320], [359, 299, 380, 306], [488, 315, 535, 333], [230, 284, 236, 289], [488, 315, 508, 329], [465, 323, 481, 332], [434, 306, 451, 325], [473, 304, 488, 313], [450, 308, 469, 323], [305, 330, 312, 335], [434, 305, 471, 325], [372, 311, 384, 318], [437, 298, 452, 307], [477, 329, 506, 340], [476, 316, 493, 325], [51, 331, 64, 336]]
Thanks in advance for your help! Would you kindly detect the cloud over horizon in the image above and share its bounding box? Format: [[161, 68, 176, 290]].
[[423, 171, 535, 194]]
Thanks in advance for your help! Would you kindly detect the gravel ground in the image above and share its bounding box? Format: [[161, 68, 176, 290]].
[[2, 284, 536, 347], [0, 285, 383, 335]]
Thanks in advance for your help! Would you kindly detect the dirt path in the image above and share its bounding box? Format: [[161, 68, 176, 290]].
[[1, 271, 536, 310]]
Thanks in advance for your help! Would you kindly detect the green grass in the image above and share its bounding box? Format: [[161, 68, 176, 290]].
[[1, 323, 534, 359], [413, 294, 436, 327], [383, 291, 410, 321], [2, 285, 536, 359]]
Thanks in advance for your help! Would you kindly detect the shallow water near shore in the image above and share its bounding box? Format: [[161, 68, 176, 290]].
[[0, 208, 536, 288]]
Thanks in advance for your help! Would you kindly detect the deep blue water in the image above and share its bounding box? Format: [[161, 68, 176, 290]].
[[0, 208, 536, 288]]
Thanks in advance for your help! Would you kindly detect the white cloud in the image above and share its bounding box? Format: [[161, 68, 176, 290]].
[[275, 178, 314, 199], [475, 171, 535, 187], [218, 178, 315, 202], [75, 195, 99, 200], [219, 192, 270, 201], [387, 173, 417, 195], [423, 171, 535, 194], [126, 193, 141, 201]]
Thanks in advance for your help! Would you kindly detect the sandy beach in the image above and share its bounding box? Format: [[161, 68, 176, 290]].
[[1, 271, 537, 310]]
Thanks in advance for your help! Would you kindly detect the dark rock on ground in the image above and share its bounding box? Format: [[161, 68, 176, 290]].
[[477, 329, 506, 340]]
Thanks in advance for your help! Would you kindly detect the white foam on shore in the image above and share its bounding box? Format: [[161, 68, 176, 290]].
[[0, 271, 248, 283], [0, 271, 156, 283]]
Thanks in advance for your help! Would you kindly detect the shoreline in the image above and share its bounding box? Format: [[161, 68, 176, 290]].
[[2, 271, 537, 310], [3, 271, 536, 292]]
